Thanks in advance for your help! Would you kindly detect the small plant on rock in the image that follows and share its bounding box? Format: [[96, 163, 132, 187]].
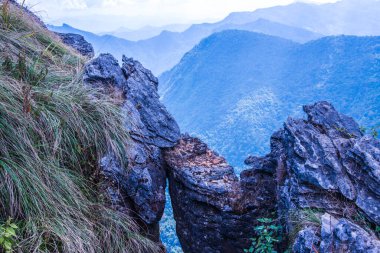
[[0, 218, 18, 253], [244, 218, 282, 253], [372, 128, 379, 138]]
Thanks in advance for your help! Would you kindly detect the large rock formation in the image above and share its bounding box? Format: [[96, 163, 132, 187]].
[[81, 54, 379, 253], [83, 53, 180, 246], [57, 33, 95, 58], [165, 102, 380, 253], [271, 101, 380, 252], [164, 135, 276, 252]]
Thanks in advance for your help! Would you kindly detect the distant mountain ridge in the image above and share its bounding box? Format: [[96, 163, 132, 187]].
[[49, 0, 380, 75], [48, 18, 322, 75], [159, 30, 380, 168], [220, 0, 380, 35], [101, 24, 190, 41]]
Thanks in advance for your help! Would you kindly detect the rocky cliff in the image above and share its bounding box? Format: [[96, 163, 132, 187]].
[[57, 33, 95, 58], [165, 102, 380, 253], [58, 32, 380, 252], [82, 53, 180, 248]]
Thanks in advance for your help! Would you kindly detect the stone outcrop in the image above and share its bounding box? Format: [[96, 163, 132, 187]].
[[121, 56, 180, 147], [57, 33, 95, 58], [83, 53, 180, 245], [260, 101, 380, 252], [164, 135, 276, 252], [81, 53, 379, 252], [165, 101, 380, 253], [319, 213, 380, 253]]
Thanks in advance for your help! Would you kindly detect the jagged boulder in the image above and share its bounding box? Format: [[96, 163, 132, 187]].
[[83, 54, 180, 244], [292, 214, 380, 253], [165, 135, 276, 253], [320, 213, 380, 253], [121, 56, 180, 147], [292, 227, 321, 253], [263, 101, 380, 252], [83, 53, 125, 86], [273, 102, 379, 222], [57, 33, 94, 58]]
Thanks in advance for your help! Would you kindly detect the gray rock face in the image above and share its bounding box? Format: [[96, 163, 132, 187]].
[[292, 227, 320, 253], [83, 53, 125, 87], [83, 54, 180, 244], [165, 135, 276, 253], [346, 136, 380, 225], [121, 56, 180, 147], [274, 101, 379, 225], [57, 33, 94, 58], [264, 101, 380, 252], [320, 213, 380, 253]]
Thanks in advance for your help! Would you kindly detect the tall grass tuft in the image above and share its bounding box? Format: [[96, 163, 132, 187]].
[[0, 1, 159, 252]]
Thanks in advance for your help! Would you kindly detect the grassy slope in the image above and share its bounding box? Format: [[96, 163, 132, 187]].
[[0, 1, 158, 252]]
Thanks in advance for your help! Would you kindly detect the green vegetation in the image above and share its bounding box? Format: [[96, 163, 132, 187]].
[[244, 218, 283, 253], [0, 1, 158, 252], [359, 126, 379, 138], [0, 218, 18, 253]]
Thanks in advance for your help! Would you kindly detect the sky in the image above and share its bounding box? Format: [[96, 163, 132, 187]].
[[24, 0, 339, 33]]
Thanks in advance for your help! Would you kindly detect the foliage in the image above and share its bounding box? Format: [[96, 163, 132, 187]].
[[372, 128, 379, 138], [0, 1, 159, 252], [359, 126, 379, 138], [244, 218, 282, 253], [0, 218, 18, 253]]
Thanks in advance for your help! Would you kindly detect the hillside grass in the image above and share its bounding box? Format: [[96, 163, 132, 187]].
[[0, 1, 158, 252]]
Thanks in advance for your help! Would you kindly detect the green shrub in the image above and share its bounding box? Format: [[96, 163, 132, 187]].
[[359, 125, 379, 138], [244, 218, 282, 253], [0, 218, 18, 253]]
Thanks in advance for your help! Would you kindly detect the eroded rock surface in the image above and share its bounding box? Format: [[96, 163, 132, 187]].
[[165, 102, 380, 253], [165, 135, 276, 253], [320, 213, 380, 253], [266, 101, 380, 252], [121, 56, 180, 147], [57, 33, 94, 58], [83, 54, 180, 245]]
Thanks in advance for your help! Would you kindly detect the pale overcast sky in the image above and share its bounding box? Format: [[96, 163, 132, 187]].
[[24, 0, 339, 33]]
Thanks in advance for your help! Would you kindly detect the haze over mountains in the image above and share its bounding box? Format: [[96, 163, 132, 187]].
[[160, 30, 380, 168], [222, 0, 380, 35], [48, 19, 321, 75], [48, 0, 380, 75], [100, 24, 190, 41]]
